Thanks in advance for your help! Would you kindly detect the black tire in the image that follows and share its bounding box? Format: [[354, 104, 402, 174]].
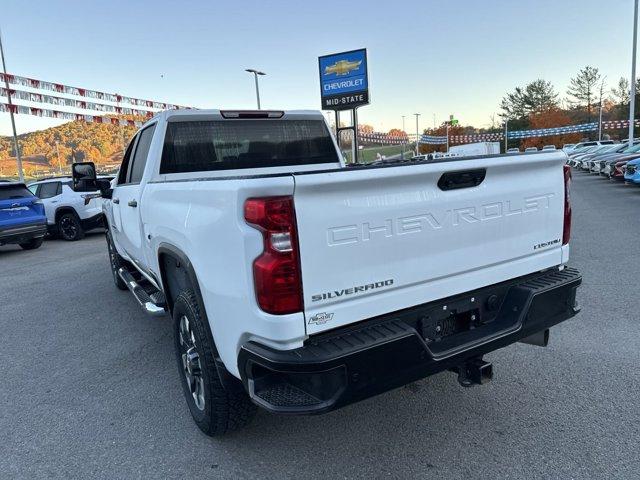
[[57, 212, 85, 241], [106, 230, 127, 290], [19, 236, 44, 250], [173, 290, 256, 436]]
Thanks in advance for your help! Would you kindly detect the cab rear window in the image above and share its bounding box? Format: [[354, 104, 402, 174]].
[[160, 120, 338, 174], [0, 185, 34, 200]]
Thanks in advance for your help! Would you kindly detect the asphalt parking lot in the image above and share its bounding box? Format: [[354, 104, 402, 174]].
[[1, 172, 639, 479]]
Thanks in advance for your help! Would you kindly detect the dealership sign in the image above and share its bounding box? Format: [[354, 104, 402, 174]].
[[318, 49, 369, 110]]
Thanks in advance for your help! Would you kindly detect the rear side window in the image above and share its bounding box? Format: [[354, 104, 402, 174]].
[[128, 124, 156, 184], [160, 120, 338, 174], [117, 136, 137, 185], [0, 185, 34, 200], [38, 182, 61, 199]]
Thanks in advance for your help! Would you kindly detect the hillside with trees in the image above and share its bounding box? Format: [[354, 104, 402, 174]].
[[0, 120, 137, 179]]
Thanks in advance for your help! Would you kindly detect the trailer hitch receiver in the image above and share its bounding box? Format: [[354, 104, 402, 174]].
[[453, 358, 493, 387]]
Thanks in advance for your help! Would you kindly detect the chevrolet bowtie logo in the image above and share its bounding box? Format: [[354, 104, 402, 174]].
[[324, 59, 362, 76]]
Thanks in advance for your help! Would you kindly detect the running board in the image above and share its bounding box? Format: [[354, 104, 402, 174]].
[[117, 267, 166, 317]]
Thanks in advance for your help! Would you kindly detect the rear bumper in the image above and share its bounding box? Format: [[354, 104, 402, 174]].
[[0, 222, 47, 245], [238, 267, 582, 414]]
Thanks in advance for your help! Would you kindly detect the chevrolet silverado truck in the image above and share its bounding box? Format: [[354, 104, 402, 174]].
[[84, 109, 581, 436]]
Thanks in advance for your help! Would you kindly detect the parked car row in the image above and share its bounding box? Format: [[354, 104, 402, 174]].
[[507, 145, 558, 154], [0, 174, 113, 253], [565, 139, 640, 184]]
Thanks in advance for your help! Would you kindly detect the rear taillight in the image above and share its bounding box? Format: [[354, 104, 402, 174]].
[[244, 196, 302, 315], [562, 164, 572, 245]]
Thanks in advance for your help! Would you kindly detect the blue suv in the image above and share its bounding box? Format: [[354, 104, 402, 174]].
[[0, 181, 47, 250], [624, 157, 640, 185]]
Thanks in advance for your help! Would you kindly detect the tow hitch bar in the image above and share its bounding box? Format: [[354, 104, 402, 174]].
[[452, 358, 493, 387]]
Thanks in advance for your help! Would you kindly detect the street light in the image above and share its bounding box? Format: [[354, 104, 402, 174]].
[[414, 113, 421, 156], [245, 68, 266, 109]]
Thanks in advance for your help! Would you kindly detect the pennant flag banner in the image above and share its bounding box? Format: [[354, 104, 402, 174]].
[[0, 102, 145, 127], [0, 72, 190, 110], [0, 87, 155, 118], [508, 122, 597, 139], [450, 133, 504, 144], [602, 119, 640, 129], [419, 134, 448, 144], [358, 132, 408, 144]]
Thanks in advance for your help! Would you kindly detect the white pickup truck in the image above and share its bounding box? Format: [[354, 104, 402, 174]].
[[80, 109, 581, 436]]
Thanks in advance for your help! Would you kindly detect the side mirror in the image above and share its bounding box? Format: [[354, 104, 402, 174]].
[[96, 178, 113, 199], [72, 162, 97, 192]]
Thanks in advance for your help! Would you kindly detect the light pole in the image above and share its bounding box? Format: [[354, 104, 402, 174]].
[[245, 68, 266, 109], [446, 123, 450, 153], [414, 113, 420, 156], [630, 0, 638, 144], [0, 29, 23, 182], [504, 119, 509, 152], [598, 76, 607, 141], [55, 141, 62, 174], [401, 115, 406, 159]]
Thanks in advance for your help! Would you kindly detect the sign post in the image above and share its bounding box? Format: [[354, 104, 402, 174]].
[[319, 49, 369, 163], [446, 115, 458, 152]]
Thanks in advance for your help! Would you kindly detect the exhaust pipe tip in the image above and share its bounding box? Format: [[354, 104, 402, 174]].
[[519, 329, 550, 347]]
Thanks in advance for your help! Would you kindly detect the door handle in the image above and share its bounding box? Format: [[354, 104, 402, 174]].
[[127, 200, 138, 208], [113, 198, 120, 204]]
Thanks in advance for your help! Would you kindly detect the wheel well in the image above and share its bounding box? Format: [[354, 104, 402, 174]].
[[55, 207, 78, 223], [159, 252, 195, 312], [158, 247, 242, 391]]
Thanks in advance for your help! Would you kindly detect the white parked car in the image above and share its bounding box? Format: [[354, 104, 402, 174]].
[[507, 148, 520, 153], [542, 145, 557, 151], [92, 109, 581, 436], [524, 147, 539, 153], [27, 175, 112, 241]]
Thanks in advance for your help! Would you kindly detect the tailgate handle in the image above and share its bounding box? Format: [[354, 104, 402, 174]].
[[438, 169, 486, 191]]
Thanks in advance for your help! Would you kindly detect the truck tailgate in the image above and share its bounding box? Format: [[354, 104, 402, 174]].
[[293, 152, 567, 334]]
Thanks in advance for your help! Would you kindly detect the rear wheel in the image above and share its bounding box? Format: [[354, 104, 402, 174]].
[[57, 212, 85, 241], [173, 290, 256, 436], [106, 230, 127, 290], [19, 237, 44, 250]]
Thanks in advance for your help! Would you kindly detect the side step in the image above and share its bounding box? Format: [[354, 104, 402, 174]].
[[117, 267, 166, 317]]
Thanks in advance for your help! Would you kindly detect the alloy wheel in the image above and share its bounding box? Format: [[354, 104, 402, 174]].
[[60, 216, 77, 240], [178, 315, 205, 411]]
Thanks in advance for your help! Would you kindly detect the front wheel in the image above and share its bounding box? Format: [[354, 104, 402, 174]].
[[173, 290, 256, 436], [19, 237, 44, 250]]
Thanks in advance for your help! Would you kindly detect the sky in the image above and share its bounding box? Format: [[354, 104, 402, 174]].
[[0, 0, 637, 136]]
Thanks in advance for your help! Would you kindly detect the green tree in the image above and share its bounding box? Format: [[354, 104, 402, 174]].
[[500, 86, 528, 119], [566, 66, 601, 123], [523, 79, 559, 113], [610, 76, 640, 119], [501, 79, 559, 120]]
